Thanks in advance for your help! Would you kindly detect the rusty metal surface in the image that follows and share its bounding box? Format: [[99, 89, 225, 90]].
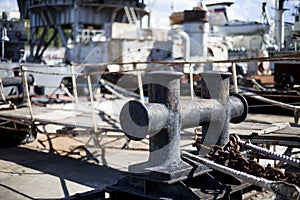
[[238, 139, 300, 168], [191, 132, 300, 199], [182, 151, 300, 200], [230, 121, 300, 148]]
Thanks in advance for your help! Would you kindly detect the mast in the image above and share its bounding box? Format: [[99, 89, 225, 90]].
[[261, 2, 270, 25], [275, 0, 286, 50]]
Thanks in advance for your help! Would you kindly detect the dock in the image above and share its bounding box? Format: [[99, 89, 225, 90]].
[[0, 97, 299, 199]]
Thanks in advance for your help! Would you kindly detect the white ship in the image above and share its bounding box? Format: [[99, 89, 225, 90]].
[[216, 20, 270, 36]]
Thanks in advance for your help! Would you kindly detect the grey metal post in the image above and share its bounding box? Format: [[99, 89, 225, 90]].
[[120, 71, 183, 166], [20, 65, 34, 122], [134, 63, 144, 103], [87, 75, 99, 147], [70, 65, 79, 111], [87, 75, 97, 132], [189, 63, 194, 100], [147, 71, 182, 166], [201, 72, 231, 146], [231, 62, 239, 94], [1, 31, 4, 59]]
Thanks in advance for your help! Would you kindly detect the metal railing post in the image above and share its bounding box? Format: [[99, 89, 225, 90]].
[[70, 64, 79, 110], [189, 63, 194, 100], [232, 62, 239, 94], [20, 65, 34, 122], [134, 63, 144, 103], [87, 74, 99, 147]]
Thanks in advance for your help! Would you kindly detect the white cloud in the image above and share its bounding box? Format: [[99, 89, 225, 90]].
[[145, 0, 295, 28], [0, 0, 295, 25], [227, 0, 265, 21], [0, 0, 18, 13], [145, 0, 197, 28]]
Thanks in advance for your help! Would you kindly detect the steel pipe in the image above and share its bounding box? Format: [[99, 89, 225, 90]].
[[1, 76, 34, 87]]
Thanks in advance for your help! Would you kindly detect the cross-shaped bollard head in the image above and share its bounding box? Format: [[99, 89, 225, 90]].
[[119, 70, 248, 178]]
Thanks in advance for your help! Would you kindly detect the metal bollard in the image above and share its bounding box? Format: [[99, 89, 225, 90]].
[[120, 71, 182, 167], [199, 71, 247, 147], [120, 71, 248, 178]]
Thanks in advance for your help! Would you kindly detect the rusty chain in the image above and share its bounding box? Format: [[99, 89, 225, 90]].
[[193, 134, 300, 187]]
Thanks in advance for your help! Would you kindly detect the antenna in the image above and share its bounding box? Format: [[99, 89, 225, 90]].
[[171, 1, 174, 12], [261, 2, 271, 25], [171, 1, 177, 12], [198, 0, 203, 7]]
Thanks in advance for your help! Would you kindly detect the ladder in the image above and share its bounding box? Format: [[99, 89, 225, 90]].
[[124, 6, 138, 24]]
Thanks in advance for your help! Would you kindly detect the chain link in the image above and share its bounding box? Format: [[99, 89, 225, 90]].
[[193, 134, 300, 187]]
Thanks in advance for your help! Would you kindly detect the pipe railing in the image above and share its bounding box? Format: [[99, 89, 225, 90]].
[[1, 53, 300, 125]]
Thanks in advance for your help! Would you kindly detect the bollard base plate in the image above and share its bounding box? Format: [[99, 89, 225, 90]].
[[107, 169, 252, 200], [127, 157, 211, 184]]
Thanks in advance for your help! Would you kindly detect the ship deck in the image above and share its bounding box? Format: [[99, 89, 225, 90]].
[[1, 98, 299, 148], [0, 99, 299, 199], [0, 99, 123, 132]]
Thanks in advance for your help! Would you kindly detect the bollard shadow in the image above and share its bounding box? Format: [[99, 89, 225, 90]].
[[183, 171, 242, 199], [0, 146, 123, 199]]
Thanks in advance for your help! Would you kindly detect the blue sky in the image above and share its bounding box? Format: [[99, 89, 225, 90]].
[[0, 0, 297, 28]]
